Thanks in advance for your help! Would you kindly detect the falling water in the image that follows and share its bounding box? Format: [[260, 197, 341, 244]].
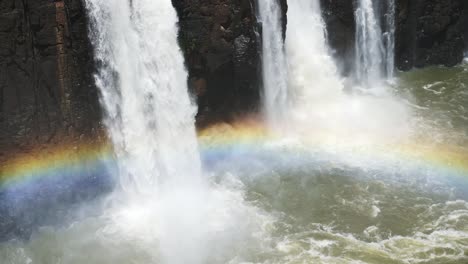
[[84, 0, 209, 263], [286, 0, 343, 99], [85, 0, 202, 194], [284, 0, 344, 126], [257, 0, 410, 140], [260, 0, 401, 134], [384, 0, 396, 79], [354, 0, 395, 87], [354, 0, 385, 86], [285, 0, 411, 144], [258, 0, 289, 126]]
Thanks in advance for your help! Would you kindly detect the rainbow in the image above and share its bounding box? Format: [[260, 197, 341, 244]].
[[1, 119, 468, 195], [198, 119, 468, 183], [0, 142, 115, 194]]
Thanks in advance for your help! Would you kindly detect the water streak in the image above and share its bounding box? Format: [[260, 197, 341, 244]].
[[258, 0, 289, 127], [384, 0, 396, 79], [354, 0, 385, 86], [355, 0, 395, 86]]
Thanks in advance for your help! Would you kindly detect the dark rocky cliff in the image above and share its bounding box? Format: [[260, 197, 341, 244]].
[[321, 0, 468, 72], [173, 0, 262, 124], [0, 0, 101, 158], [396, 0, 468, 70], [320, 0, 355, 74]]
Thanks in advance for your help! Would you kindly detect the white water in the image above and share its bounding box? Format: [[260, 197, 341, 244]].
[[85, 0, 202, 194], [355, 0, 395, 86], [83, 1, 271, 263], [258, 0, 289, 126], [285, 0, 411, 143], [258, 0, 405, 141], [286, 0, 343, 103], [84, 1, 213, 263], [354, 0, 385, 86]]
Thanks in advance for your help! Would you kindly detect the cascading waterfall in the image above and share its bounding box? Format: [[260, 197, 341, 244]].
[[258, 0, 289, 126], [354, 0, 395, 86], [256, 0, 410, 141], [85, 0, 202, 194], [285, 0, 346, 125], [82, 2, 270, 264], [284, 0, 411, 143], [354, 0, 385, 86], [286, 0, 343, 100], [84, 0, 209, 263], [258, 0, 406, 143]]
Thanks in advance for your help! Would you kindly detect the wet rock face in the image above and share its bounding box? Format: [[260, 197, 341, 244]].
[[0, 0, 101, 155], [396, 0, 467, 70], [172, 0, 261, 122]]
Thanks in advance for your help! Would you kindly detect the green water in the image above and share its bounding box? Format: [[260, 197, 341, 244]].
[[1, 64, 468, 263], [233, 63, 468, 263], [229, 63, 468, 263], [396, 63, 468, 145], [237, 166, 468, 263]]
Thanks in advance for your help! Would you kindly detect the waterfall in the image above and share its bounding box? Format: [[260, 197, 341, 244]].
[[355, 0, 395, 87], [258, 0, 289, 126], [286, 0, 344, 111], [84, 0, 208, 263], [354, 0, 385, 86], [258, 0, 345, 127], [283, 0, 411, 143], [384, 0, 396, 78], [84, 0, 202, 196], [354, 0, 395, 86]]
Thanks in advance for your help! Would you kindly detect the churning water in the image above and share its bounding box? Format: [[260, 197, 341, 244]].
[[1, 1, 468, 264]]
